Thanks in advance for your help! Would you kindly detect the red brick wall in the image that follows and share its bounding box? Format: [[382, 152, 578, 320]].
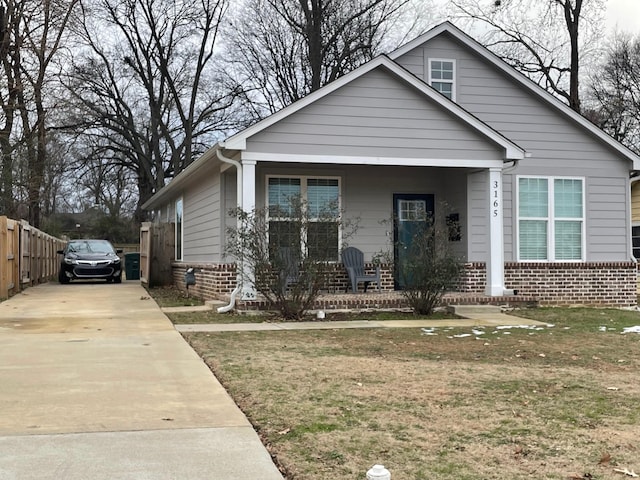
[[461, 261, 637, 306], [505, 262, 637, 306], [172, 263, 237, 300], [170, 261, 637, 307], [171, 262, 395, 298]]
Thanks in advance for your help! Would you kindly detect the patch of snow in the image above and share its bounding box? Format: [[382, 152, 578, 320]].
[[421, 328, 437, 336], [622, 326, 640, 334], [599, 326, 607, 332], [495, 325, 546, 331], [452, 333, 472, 338]]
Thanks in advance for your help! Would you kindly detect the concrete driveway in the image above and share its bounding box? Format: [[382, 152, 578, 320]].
[[0, 282, 283, 480]]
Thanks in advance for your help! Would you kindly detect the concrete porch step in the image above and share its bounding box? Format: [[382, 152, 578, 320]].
[[449, 304, 504, 316]]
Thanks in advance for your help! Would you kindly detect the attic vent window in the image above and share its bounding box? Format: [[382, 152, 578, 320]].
[[429, 59, 455, 101]]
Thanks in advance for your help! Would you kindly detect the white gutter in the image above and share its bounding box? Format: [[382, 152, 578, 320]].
[[216, 144, 243, 313]]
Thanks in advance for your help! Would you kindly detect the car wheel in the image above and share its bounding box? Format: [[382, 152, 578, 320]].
[[114, 275, 122, 284], [59, 271, 70, 284]]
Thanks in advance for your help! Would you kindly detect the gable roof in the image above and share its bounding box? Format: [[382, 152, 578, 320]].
[[390, 21, 640, 170], [222, 54, 525, 159]]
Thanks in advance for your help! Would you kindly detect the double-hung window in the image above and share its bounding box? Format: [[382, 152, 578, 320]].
[[175, 197, 183, 261], [632, 224, 640, 259], [518, 177, 584, 261], [267, 176, 340, 261], [428, 59, 455, 101]]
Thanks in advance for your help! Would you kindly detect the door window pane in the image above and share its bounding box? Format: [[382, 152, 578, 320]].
[[398, 200, 427, 221]]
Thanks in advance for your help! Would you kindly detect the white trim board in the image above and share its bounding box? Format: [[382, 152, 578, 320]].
[[241, 152, 505, 169]]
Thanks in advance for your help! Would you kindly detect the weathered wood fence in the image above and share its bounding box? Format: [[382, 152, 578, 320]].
[[140, 222, 174, 287], [0, 216, 66, 300]]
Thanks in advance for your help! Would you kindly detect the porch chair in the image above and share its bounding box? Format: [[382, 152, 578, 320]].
[[276, 247, 301, 293], [341, 246, 381, 293]]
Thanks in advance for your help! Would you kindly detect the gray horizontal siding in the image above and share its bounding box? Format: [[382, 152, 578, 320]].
[[246, 67, 503, 161], [394, 31, 633, 262], [183, 169, 221, 262], [250, 163, 470, 262]]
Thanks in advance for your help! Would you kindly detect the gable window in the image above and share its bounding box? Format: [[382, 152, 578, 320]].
[[429, 59, 455, 100], [267, 176, 340, 261], [175, 197, 183, 261], [517, 177, 584, 261]]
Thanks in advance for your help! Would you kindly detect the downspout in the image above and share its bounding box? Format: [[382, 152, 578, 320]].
[[216, 143, 243, 313]]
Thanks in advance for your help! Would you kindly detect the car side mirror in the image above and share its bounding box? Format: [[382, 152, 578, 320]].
[[116, 249, 123, 254], [57, 249, 64, 255]]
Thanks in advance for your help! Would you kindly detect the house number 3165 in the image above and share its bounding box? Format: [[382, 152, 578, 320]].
[[492, 180, 499, 217]]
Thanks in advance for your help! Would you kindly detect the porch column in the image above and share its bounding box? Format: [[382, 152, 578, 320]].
[[486, 167, 505, 296], [241, 160, 256, 213], [240, 159, 257, 300]]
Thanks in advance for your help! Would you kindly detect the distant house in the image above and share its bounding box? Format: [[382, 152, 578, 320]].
[[143, 21, 640, 307]]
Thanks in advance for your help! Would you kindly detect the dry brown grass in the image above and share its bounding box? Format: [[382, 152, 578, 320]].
[[184, 308, 640, 480]]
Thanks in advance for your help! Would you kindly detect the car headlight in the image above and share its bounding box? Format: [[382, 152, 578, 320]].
[[64, 258, 78, 265], [112, 257, 121, 264]]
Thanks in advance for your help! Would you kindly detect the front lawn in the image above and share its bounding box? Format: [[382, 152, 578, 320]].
[[184, 307, 640, 480]]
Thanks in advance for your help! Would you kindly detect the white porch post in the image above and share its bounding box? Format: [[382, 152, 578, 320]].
[[486, 167, 506, 296], [241, 160, 256, 213], [241, 160, 257, 300]]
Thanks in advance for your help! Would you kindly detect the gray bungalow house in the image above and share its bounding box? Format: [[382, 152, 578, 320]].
[[142, 21, 640, 307]]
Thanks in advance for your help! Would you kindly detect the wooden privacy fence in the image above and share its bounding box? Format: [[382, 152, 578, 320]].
[[0, 216, 66, 299], [140, 222, 174, 287]]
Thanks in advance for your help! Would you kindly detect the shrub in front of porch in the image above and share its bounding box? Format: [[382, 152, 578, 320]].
[[398, 214, 462, 315], [225, 199, 357, 320]]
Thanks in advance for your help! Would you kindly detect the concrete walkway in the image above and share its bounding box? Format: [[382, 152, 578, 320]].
[[0, 282, 283, 480], [175, 305, 547, 333]]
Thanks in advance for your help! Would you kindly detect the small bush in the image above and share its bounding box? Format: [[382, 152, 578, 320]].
[[225, 198, 356, 320]]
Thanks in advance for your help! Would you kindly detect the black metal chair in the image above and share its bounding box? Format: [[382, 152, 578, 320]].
[[341, 247, 380, 293]]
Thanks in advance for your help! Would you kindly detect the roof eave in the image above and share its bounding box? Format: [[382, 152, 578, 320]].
[[141, 144, 221, 211]]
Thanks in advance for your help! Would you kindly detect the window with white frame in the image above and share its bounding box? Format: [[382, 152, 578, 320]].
[[429, 59, 455, 100], [175, 197, 183, 261], [267, 176, 340, 261], [518, 177, 584, 261]]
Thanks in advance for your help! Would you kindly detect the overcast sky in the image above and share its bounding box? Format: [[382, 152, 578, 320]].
[[605, 0, 640, 34]]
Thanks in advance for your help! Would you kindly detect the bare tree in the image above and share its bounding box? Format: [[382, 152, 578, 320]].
[[13, 0, 80, 226], [0, 2, 20, 218], [64, 0, 241, 222], [451, 0, 605, 113], [588, 33, 640, 153], [225, 0, 427, 118]]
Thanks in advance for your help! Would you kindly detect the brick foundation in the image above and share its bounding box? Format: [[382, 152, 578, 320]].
[[170, 261, 637, 307], [506, 262, 637, 307], [172, 262, 237, 300], [461, 261, 637, 307]]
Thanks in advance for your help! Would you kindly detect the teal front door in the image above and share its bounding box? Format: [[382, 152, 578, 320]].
[[393, 193, 434, 289]]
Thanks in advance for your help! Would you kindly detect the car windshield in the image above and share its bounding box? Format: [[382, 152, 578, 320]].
[[67, 240, 115, 254]]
